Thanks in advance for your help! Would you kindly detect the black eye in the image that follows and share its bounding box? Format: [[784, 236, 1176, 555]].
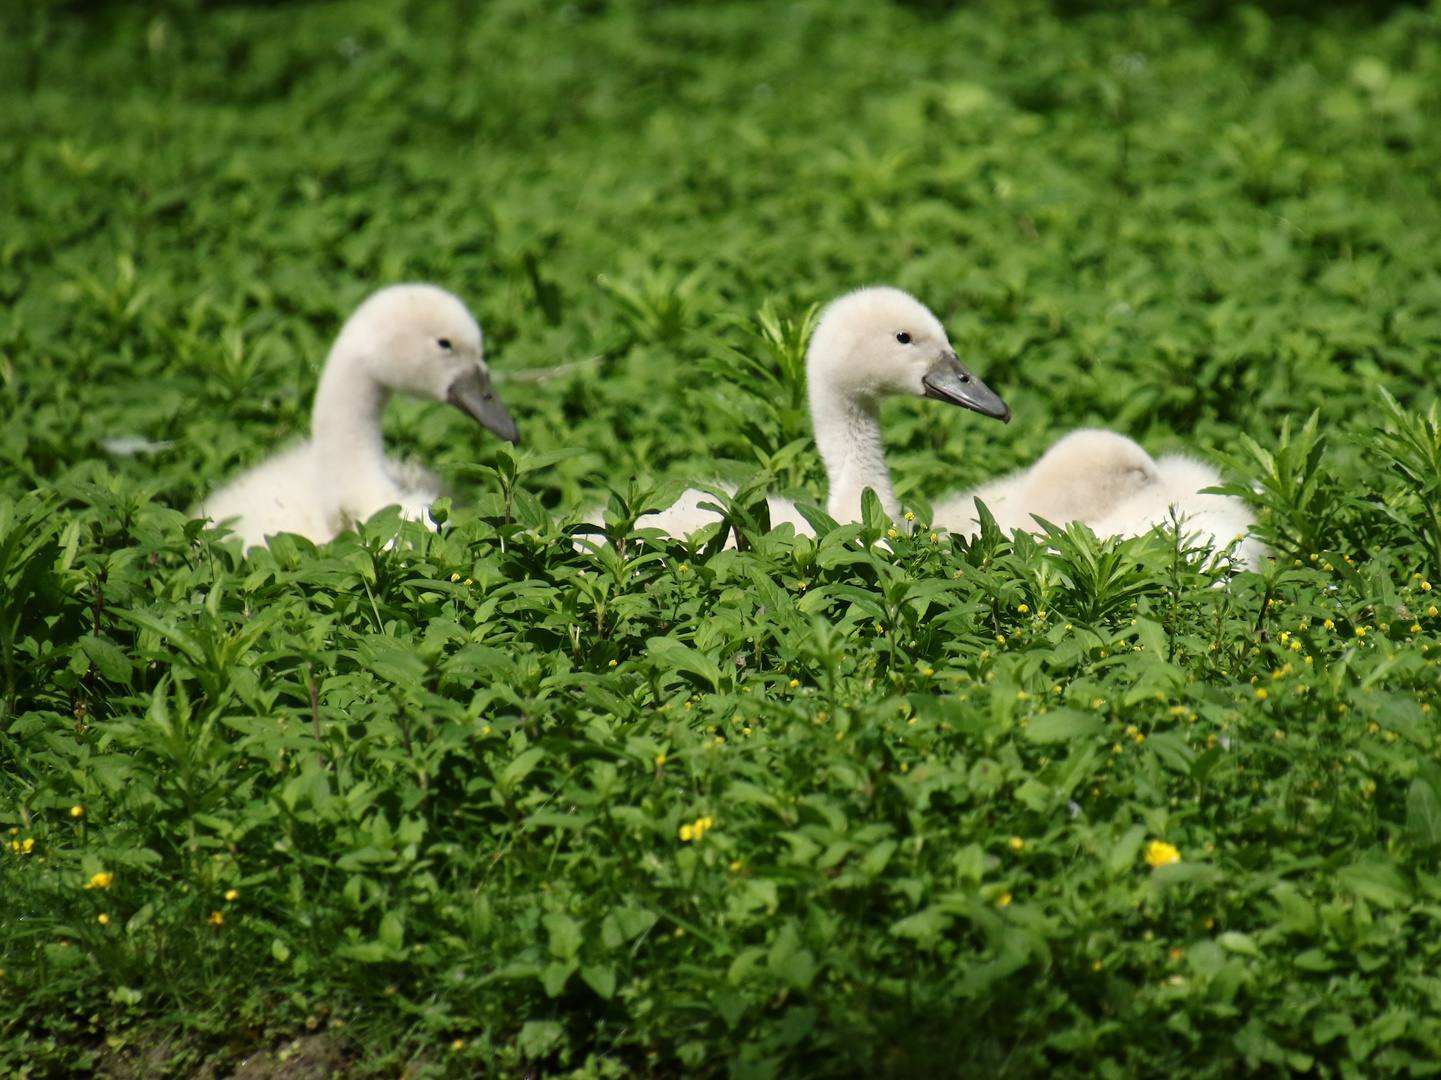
[[437, 338, 453, 350], [896, 332, 912, 345]]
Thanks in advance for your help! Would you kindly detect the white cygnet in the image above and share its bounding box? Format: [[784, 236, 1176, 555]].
[[938, 429, 1265, 569], [199, 283, 519, 550], [639, 286, 1010, 539]]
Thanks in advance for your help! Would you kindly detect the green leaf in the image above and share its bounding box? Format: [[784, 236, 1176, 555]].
[[1023, 709, 1104, 743]]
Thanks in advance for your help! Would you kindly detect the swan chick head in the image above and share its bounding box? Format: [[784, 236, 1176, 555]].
[[340, 283, 520, 444], [807, 286, 1009, 422]]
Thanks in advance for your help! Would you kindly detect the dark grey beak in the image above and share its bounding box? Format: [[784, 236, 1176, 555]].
[[447, 366, 521, 444], [922, 351, 1011, 423]]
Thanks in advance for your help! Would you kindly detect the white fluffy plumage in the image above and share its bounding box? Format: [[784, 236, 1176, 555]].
[[936, 428, 1266, 569], [641, 286, 1009, 539], [199, 283, 519, 550]]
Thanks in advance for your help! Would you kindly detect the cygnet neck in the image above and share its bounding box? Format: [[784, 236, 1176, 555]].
[[811, 380, 900, 523], [311, 343, 392, 491]]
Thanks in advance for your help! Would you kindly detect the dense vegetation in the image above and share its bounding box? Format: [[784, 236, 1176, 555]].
[[5, 0, 1441, 1076]]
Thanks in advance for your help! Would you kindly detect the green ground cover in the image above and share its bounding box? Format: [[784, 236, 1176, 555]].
[[5, 0, 1441, 1076]]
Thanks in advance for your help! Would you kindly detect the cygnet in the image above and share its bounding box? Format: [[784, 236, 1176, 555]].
[[200, 283, 519, 549]]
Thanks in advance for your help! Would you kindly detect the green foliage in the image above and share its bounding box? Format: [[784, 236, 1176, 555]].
[[4, 1, 1441, 1078]]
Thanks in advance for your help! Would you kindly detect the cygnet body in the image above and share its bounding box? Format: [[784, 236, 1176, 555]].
[[937, 429, 1265, 569], [200, 284, 519, 549], [640, 286, 1010, 539]]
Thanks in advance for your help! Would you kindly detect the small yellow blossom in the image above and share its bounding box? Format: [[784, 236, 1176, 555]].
[[1009, 836, 1024, 851], [679, 816, 714, 842], [904, 511, 914, 521], [450, 572, 461, 582], [1430, 606, 1439, 617], [1018, 604, 1029, 614], [84, 871, 113, 889], [463, 579, 472, 586], [97, 914, 109, 926], [451, 1040, 466, 1052], [930, 533, 939, 544], [887, 528, 898, 539], [1367, 722, 1379, 734], [207, 911, 225, 927], [224, 889, 240, 902], [729, 861, 742, 872], [481, 725, 491, 735], [1169, 947, 1183, 962], [922, 668, 934, 677], [899, 762, 909, 773], [9, 838, 35, 856], [1423, 582, 1433, 591], [70, 806, 85, 818], [996, 892, 1012, 907], [1255, 688, 1268, 701], [1355, 626, 1366, 638], [608, 659, 617, 667], [1092, 960, 1103, 971], [1412, 624, 1422, 633], [1112, 743, 1123, 754], [678, 564, 689, 573], [1273, 729, 1285, 740], [1144, 840, 1181, 868], [654, 754, 667, 767]]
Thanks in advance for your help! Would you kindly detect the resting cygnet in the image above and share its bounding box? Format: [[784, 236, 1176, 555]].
[[200, 284, 520, 549], [937, 429, 1265, 569], [639, 286, 1010, 539]]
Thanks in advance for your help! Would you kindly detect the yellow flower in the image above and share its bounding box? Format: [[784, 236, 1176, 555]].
[[1144, 840, 1181, 868], [451, 1039, 466, 1052], [224, 889, 240, 902], [450, 573, 460, 582], [929, 533, 939, 544], [789, 679, 800, 688], [886, 528, 898, 539], [1430, 606, 1438, 618], [904, 511, 914, 520], [678, 564, 689, 573], [97, 914, 110, 926], [1423, 582, 1432, 591], [1169, 947, 1183, 962], [1324, 619, 1335, 630], [1009, 837, 1024, 851], [84, 871, 113, 889], [9, 838, 35, 856], [1017, 604, 1029, 614], [1355, 626, 1366, 638], [996, 892, 1012, 907], [608, 659, 617, 667], [729, 861, 742, 872], [1092, 960, 1103, 971], [1412, 624, 1422, 633], [207, 911, 225, 927], [463, 579, 473, 586], [1255, 688, 1268, 701], [922, 668, 934, 677], [654, 754, 667, 767], [70, 806, 85, 818]]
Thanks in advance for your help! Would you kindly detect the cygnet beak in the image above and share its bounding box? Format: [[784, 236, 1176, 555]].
[[922, 352, 1011, 423], [447, 367, 521, 444]]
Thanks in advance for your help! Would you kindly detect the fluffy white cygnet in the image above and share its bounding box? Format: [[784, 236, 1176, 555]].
[[937, 428, 1265, 569], [200, 283, 520, 549], [639, 286, 1010, 540]]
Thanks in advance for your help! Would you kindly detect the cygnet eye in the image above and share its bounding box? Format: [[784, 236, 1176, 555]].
[[896, 332, 912, 345], [437, 338, 453, 350]]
